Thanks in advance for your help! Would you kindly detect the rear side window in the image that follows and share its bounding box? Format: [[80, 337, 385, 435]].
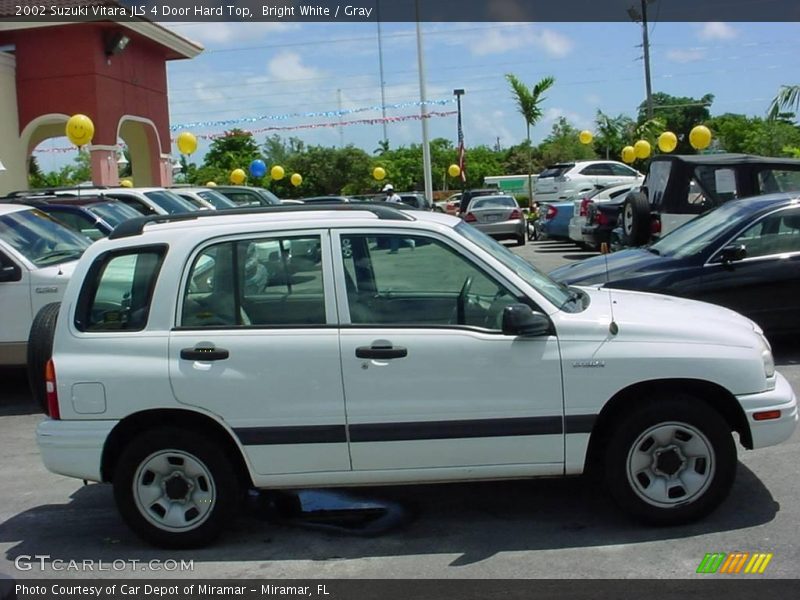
[[75, 246, 166, 331], [539, 165, 572, 178]]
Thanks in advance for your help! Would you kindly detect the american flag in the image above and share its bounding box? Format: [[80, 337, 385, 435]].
[[457, 109, 467, 182]]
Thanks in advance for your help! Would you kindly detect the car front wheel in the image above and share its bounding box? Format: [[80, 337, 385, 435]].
[[113, 428, 240, 548], [604, 396, 736, 525]]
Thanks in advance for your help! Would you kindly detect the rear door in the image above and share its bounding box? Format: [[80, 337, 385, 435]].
[[168, 229, 351, 476], [332, 229, 564, 474], [0, 247, 30, 359]]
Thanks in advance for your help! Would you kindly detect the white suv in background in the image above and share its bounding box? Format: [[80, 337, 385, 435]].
[[32, 204, 796, 548], [535, 160, 644, 204]]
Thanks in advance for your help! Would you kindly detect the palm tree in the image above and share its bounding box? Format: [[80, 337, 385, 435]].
[[505, 74, 555, 202], [768, 85, 799, 120]]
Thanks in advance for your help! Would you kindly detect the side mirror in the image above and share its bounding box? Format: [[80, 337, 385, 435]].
[[717, 244, 747, 264], [0, 263, 22, 283], [502, 304, 552, 337]]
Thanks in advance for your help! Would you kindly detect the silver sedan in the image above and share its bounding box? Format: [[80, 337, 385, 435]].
[[462, 194, 526, 246]]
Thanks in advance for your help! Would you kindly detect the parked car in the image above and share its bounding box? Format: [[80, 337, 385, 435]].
[[0, 204, 90, 365], [582, 195, 627, 250], [441, 193, 462, 215], [173, 187, 238, 211], [397, 192, 434, 211], [535, 161, 643, 205], [457, 188, 502, 216], [551, 193, 800, 338], [20, 198, 141, 240], [462, 194, 526, 245], [57, 187, 197, 216], [619, 154, 800, 247], [301, 196, 352, 204], [31, 203, 796, 548], [537, 201, 573, 241], [568, 183, 637, 245], [214, 185, 281, 207]]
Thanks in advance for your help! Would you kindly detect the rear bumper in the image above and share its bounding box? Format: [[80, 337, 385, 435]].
[[474, 220, 525, 239], [36, 418, 118, 482], [568, 217, 584, 242], [737, 373, 798, 449]]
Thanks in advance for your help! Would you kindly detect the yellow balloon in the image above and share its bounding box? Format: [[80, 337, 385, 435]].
[[176, 131, 197, 155], [206, 181, 217, 187], [230, 168, 246, 185], [373, 166, 386, 181], [621, 146, 636, 164], [658, 131, 678, 153], [579, 130, 593, 145], [448, 164, 461, 178], [689, 125, 712, 150], [290, 173, 303, 186], [634, 140, 651, 159], [119, 179, 133, 188], [65, 114, 94, 147], [270, 165, 285, 180]]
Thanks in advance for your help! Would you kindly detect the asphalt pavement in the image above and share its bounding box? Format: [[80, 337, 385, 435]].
[[0, 239, 798, 580]]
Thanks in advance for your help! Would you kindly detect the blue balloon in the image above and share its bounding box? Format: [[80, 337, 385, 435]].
[[249, 159, 267, 178]]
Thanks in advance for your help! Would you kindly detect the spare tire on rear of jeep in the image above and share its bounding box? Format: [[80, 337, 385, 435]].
[[27, 302, 61, 413], [621, 190, 651, 247]]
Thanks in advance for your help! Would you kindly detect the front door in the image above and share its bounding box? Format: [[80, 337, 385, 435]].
[[169, 230, 351, 476], [333, 230, 564, 473]]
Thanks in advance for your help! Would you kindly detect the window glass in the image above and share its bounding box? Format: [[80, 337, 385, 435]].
[[87, 202, 141, 227], [109, 195, 154, 215], [340, 233, 519, 329], [610, 164, 639, 177], [471, 196, 517, 209], [143, 191, 197, 214], [758, 169, 800, 194], [198, 190, 237, 209], [730, 208, 800, 259], [580, 164, 613, 176], [46, 210, 103, 240], [645, 161, 672, 208], [182, 235, 325, 327], [78, 248, 165, 331], [0, 208, 89, 266]]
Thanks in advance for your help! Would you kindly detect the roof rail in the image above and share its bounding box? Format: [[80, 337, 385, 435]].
[[4, 185, 109, 198], [108, 202, 416, 240]]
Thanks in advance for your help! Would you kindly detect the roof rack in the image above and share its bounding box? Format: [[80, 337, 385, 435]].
[[3, 185, 109, 198], [108, 202, 416, 240]]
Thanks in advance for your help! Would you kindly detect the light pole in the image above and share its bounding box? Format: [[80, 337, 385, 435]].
[[454, 88, 465, 193], [415, 1, 433, 203], [628, 0, 655, 119], [376, 0, 388, 146]]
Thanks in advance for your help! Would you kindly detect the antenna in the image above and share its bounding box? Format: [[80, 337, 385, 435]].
[[603, 243, 619, 336]]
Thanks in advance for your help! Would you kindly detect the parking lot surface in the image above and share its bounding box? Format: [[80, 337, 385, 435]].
[[1, 239, 798, 579]]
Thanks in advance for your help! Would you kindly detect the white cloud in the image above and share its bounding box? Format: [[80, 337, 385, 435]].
[[534, 29, 573, 58], [699, 22, 738, 41], [666, 48, 706, 63], [469, 25, 573, 58], [267, 51, 324, 82], [585, 94, 602, 106]]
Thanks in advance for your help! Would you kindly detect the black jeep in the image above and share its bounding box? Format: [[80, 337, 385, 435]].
[[619, 153, 800, 246]]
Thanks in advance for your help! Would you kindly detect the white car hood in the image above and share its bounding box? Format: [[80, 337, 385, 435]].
[[565, 286, 760, 348]]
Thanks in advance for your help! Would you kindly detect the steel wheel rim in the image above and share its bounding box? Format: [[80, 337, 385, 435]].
[[133, 449, 216, 532], [626, 421, 715, 508], [624, 203, 633, 235]]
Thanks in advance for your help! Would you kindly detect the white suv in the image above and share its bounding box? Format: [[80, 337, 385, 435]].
[[33, 205, 797, 547], [535, 160, 644, 204], [0, 204, 90, 365]]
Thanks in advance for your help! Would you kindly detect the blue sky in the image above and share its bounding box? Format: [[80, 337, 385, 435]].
[[34, 21, 800, 172]]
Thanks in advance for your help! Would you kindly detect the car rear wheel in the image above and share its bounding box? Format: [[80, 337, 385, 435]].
[[113, 428, 240, 548], [621, 191, 651, 246], [27, 302, 61, 413], [604, 396, 736, 525]]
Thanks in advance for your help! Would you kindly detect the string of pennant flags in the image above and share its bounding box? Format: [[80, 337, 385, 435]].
[[168, 99, 456, 132], [33, 111, 457, 153]]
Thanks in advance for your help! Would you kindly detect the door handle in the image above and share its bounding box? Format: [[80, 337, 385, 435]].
[[180, 346, 230, 361], [355, 345, 408, 359]]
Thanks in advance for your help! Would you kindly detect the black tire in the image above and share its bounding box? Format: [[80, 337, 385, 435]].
[[113, 428, 240, 548], [26, 302, 61, 412], [516, 232, 526, 246], [621, 191, 651, 246], [604, 396, 736, 525]]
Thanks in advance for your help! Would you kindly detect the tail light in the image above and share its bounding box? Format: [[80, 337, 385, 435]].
[[45, 358, 60, 420], [651, 218, 661, 234], [546, 205, 558, 220], [596, 212, 609, 226], [579, 197, 592, 217], [509, 209, 522, 220], [464, 212, 477, 223]]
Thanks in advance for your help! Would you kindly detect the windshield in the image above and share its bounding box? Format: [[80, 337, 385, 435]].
[[471, 196, 517, 209], [87, 202, 141, 227], [143, 190, 197, 214], [198, 190, 237, 209], [650, 201, 751, 258], [0, 208, 90, 267], [257, 188, 282, 205], [455, 222, 579, 311]]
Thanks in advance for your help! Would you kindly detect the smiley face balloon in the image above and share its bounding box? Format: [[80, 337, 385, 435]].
[[65, 114, 95, 147]]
